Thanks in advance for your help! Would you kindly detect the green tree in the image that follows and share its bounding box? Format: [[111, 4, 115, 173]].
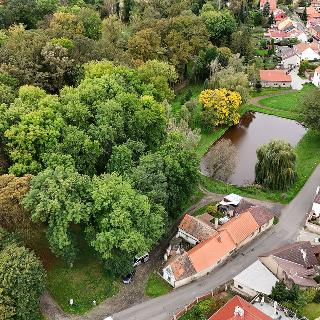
[[0, 0, 58, 28], [0, 243, 45, 320], [23, 165, 92, 262], [88, 173, 165, 275], [107, 140, 145, 175], [159, 131, 199, 215], [201, 9, 237, 45], [0, 288, 15, 320], [302, 89, 320, 132], [0, 174, 32, 232], [301, 7, 307, 22], [130, 152, 168, 207], [4, 98, 64, 175], [128, 28, 164, 62], [255, 140, 297, 191], [60, 125, 102, 175], [270, 280, 289, 301], [262, 2, 270, 16]]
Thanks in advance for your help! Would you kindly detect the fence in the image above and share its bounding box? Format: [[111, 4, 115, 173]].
[[169, 282, 231, 320]]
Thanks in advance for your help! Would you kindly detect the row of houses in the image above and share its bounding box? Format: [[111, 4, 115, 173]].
[[234, 241, 320, 298], [162, 201, 275, 287]]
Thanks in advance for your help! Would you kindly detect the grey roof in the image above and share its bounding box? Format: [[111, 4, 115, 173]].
[[273, 256, 318, 287], [233, 260, 278, 295], [261, 241, 318, 268], [282, 48, 297, 60], [234, 199, 255, 216], [249, 206, 274, 227]]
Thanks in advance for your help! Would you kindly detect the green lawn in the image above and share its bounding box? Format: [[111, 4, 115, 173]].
[[302, 303, 320, 320], [192, 202, 222, 217], [249, 87, 290, 98], [259, 84, 314, 118], [145, 272, 172, 297], [45, 231, 118, 314]]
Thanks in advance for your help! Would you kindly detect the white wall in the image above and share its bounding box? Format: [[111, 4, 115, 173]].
[[313, 72, 320, 87], [300, 48, 320, 60], [283, 55, 300, 69], [312, 202, 320, 216], [232, 280, 259, 297], [162, 265, 176, 287], [261, 81, 291, 88], [177, 229, 199, 246]]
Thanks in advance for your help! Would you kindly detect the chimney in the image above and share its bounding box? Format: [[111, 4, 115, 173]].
[[234, 306, 244, 317], [215, 218, 219, 229], [217, 234, 222, 243], [300, 249, 307, 264]]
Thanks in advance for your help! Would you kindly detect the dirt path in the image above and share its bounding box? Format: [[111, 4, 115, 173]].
[[249, 90, 295, 110], [40, 291, 72, 320]]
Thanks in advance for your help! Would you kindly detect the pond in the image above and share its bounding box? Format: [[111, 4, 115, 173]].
[[200, 112, 307, 186]]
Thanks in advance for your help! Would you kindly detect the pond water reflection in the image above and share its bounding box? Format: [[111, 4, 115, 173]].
[[200, 112, 307, 186]]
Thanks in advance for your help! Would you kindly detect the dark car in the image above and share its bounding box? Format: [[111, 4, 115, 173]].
[[122, 269, 136, 284]]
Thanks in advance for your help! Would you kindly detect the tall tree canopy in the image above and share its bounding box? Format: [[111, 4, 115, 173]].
[[23, 165, 92, 262], [302, 88, 320, 132], [88, 173, 166, 275], [0, 230, 45, 320], [255, 140, 297, 191]]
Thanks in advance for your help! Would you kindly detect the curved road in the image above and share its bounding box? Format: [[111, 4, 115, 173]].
[[107, 165, 320, 320]]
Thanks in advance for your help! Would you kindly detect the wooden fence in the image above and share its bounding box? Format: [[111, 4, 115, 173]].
[[169, 283, 230, 320]]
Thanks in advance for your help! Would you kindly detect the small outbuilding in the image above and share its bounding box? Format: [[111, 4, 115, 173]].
[[259, 70, 292, 87], [233, 260, 278, 297]]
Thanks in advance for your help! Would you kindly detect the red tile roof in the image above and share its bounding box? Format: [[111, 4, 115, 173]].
[[260, 70, 292, 82], [260, 0, 277, 11], [169, 252, 196, 281], [209, 295, 272, 320], [219, 211, 260, 245], [179, 214, 216, 242], [187, 230, 236, 272], [307, 6, 320, 18]]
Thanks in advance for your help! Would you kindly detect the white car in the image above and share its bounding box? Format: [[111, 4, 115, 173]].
[[103, 317, 113, 320], [133, 253, 149, 267]]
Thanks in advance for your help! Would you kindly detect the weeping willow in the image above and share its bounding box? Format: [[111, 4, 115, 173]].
[[255, 140, 297, 191]]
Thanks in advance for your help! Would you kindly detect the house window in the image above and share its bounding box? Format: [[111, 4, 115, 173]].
[[237, 284, 243, 289]]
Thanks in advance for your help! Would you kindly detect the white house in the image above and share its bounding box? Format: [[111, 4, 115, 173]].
[[312, 66, 320, 87], [259, 69, 292, 87], [233, 260, 278, 297], [281, 49, 300, 69], [294, 43, 320, 61], [312, 186, 320, 217]]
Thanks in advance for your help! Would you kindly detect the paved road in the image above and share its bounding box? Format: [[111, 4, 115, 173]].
[[109, 165, 320, 320]]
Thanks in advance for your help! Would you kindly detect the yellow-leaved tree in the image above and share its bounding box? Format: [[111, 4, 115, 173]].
[[198, 88, 241, 127]]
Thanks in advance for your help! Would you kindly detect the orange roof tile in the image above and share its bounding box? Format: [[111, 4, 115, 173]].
[[209, 295, 272, 320], [307, 6, 320, 18], [179, 214, 216, 241], [169, 252, 196, 281], [219, 211, 260, 245], [187, 230, 236, 272], [260, 70, 292, 82]]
